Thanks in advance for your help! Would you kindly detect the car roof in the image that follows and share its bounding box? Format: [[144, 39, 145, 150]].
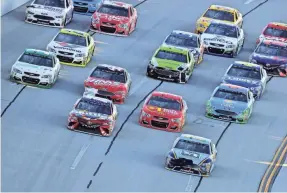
[[151, 91, 182, 101], [103, 1, 132, 8], [24, 49, 53, 57], [60, 28, 89, 37], [267, 22, 287, 30], [179, 134, 211, 145], [158, 45, 189, 55], [218, 83, 249, 93], [261, 39, 287, 47], [209, 4, 237, 12], [170, 30, 199, 38], [97, 64, 126, 71], [81, 95, 113, 104], [232, 61, 261, 69]]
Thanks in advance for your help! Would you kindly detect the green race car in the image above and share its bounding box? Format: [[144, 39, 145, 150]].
[[146, 45, 196, 83]]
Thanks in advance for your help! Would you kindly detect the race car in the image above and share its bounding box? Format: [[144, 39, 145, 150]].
[[222, 61, 268, 100], [256, 22, 287, 44], [10, 49, 61, 88], [67, 95, 118, 136], [195, 5, 243, 34], [90, 1, 138, 36], [83, 64, 132, 104], [47, 28, 95, 67], [139, 91, 188, 132], [205, 83, 255, 124], [146, 45, 195, 83], [73, 0, 104, 15], [165, 134, 217, 176], [162, 30, 204, 65], [201, 21, 245, 57], [25, 0, 74, 27], [249, 40, 287, 77]]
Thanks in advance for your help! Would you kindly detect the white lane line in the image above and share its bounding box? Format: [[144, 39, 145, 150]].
[[70, 143, 91, 170], [129, 76, 149, 96], [244, 0, 255, 4], [185, 175, 194, 192]]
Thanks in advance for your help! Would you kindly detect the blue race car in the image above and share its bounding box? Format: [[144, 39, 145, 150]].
[[222, 61, 268, 100], [249, 40, 287, 77], [206, 83, 255, 124], [73, 0, 104, 15]]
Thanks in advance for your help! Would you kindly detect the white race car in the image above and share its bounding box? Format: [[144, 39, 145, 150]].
[[25, 0, 74, 28], [201, 21, 245, 57], [47, 28, 95, 67], [10, 49, 61, 88]]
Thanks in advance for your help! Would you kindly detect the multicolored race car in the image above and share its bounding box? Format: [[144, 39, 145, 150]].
[[25, 0, 74, 28], [47, 28, 95, 67], [146, 45, 195, 83], [195, 5, 243, 34], [162, 30, 204, 65], [222, 61, 268, 99], [205, 83, 255, 124], [201, 21, 245, 57], [73, 0, 104, 15], [10, 49, 61, 88], [83, 64, 132, 104], [139, 91, 188, 133], [249, 40, 287, 77], [256, 22, 287, 44], [90, 1, 137, 36], [165, 134, 217, 176], [67, 95, 118, 136]]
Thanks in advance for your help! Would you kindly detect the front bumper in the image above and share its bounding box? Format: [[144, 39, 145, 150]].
[[203, 44, 235, 57], [10, 73, 53, 88], [146, 66, 187, 83], [90, 22, 129, 36], [205, 111, 248, 124], [84, 87, 126, 104], [25, 13, 64, 27], [56, 54, 88, 67], [263, 66, 287, 77], [74, 5, 97, 15]]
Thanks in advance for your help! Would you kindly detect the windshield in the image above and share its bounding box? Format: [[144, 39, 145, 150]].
[[205, 23, 237, 38], [155, 50, 187, 63], [98, 5, 129, 17], [203, 9, 234, 22], [54, 33, 87, 47], [175, 139, 210, 154], [227, 66, 261, 80], [264, 27, 287, 39], [91, 67, 126, 83], [76, 98, 112, 115], [18, 53, 54, 67], [255, 43, 287, 57], [147, 96, 181, 111], [34, 0, 65, 8], [165, 35, 198, 48], [214, 89, 247, 102]]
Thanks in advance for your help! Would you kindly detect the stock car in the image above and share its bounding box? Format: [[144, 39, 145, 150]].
[[162, 30, 204, 65], [165, 134, 217, 176], [67, 95, 118, 136], [195, 5, 243, 34], [90, 1, 138, 36], [205, 83, 255, 124], [256, 22, 287, 44], [73, 0, 104, 15], [201, 21, 245, 57], [139, 91, 188, 133], [25, 0, 74, 27], [146, 45, 196, 83], [47, 28, 95, 67], [222, 61, 268, 99], [10, 49, 61, 88], [249, 40, 287, 77], [83, 64, 132, 104]]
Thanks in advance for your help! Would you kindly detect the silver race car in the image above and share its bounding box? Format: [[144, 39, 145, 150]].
[[165, 134, 217, 176]]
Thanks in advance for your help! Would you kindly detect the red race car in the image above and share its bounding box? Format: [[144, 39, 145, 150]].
[[139, 91, 188, 132], [90, 1, 138, 36], [256, 22, 287, 44], [67, 95, 118, 136], [84, 64, 132, 104]]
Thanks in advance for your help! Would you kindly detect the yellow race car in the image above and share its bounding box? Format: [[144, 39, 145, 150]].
[[195, 5, 243, 34]]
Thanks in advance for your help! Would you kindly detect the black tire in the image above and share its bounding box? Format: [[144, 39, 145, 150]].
[[180, 72, 188, 83], [232, 46, 239, 58]]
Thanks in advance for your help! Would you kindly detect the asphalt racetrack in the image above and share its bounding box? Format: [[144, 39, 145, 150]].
[[1, 0, 287, 191]]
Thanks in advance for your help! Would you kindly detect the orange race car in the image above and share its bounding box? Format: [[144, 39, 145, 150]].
[[256, 22, 287, 44], [139, 91, 188, 132]]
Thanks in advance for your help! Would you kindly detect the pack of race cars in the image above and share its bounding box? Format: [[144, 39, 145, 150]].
[[10, 0, 287, 177]]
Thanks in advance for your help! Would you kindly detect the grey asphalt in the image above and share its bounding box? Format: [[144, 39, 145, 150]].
[[1, 0, 287, 191]]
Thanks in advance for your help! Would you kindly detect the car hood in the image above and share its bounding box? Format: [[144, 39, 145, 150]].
[[71, 109, 110, 121], [161, 42, 198, 52], [251, 53, 287, 65], [201, 33, 237, 45], [94, 13, 129, 24], [172, 148, 209, 165], [13, 61, 54, 74], [48, 41, 87, 54], [85, 77, 126, 91], [143, 105, 182, 119], [209, 97, 248, 113], [151, 57, 185, 71], [28, 4, 65, 15], [222, 75, 261, 88]]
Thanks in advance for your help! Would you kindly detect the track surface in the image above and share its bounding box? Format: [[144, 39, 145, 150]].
[[1, 0, 287, 191]]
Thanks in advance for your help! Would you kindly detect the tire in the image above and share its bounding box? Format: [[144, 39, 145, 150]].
[[180, 71, 189, 83], [232, 46, 239, 58]]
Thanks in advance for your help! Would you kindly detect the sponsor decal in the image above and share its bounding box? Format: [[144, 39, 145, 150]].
[[43, 6, 64, 13], [89, 79, 117, 86], [181, 150, 200, 158], [163, 109, 178, 115], [53, 45, 82, 53]]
